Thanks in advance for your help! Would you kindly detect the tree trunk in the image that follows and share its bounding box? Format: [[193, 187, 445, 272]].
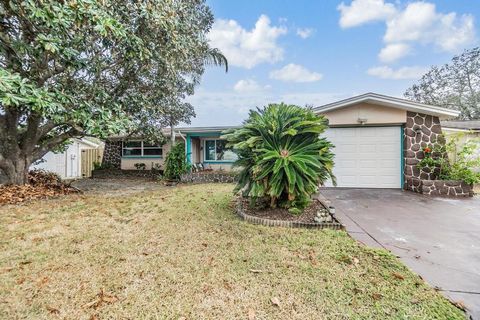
[[1, 156, 30, 185]]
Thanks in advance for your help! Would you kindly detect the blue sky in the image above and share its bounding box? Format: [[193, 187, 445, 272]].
[[187, 0, 479, 126]]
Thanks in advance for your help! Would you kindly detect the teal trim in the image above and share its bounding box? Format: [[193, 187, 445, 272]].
[[203, 161, 235, 164], [184, 131, 223, 137], [400, 125, 405, 188], [186, 133, 192, 164], [122, 156, 162, 159]]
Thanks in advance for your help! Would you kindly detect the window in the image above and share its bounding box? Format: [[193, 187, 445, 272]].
[[122, 140, 163, 157], [204, 139, 237, 162]]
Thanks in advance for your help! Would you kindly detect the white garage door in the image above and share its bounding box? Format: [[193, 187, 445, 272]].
[[323, 126, 401, 188]]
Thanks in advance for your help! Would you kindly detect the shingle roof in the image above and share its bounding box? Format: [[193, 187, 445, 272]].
[[441, 120, 480, 131]]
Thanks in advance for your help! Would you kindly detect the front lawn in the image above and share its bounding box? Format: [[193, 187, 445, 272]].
[[0, 183, 463, 319]]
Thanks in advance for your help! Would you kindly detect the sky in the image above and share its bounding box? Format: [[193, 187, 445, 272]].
[[186, 0, 480, 127]]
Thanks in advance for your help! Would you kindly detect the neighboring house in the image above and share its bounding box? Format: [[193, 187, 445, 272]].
[[441, 120, 480, 193], [103, 92, 459, 189], [441, 120, 480, 139], [32, 138, 102, 179]]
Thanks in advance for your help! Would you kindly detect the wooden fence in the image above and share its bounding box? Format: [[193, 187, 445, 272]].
[[81, 148, 104, 178]]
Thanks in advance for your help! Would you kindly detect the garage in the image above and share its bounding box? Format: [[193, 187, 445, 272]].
[[322, 126, 402, 188], [313, 93, 458, 189]]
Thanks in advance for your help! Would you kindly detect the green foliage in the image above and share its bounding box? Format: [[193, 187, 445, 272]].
[[134, 163, 146, 170], [93, 161, 115, 170], [417, 133, 480, 184], [164, 143, 188, 181], [0, 0, 227, 184], [223, 103, 336, 212], [405, 47, 480, 120]]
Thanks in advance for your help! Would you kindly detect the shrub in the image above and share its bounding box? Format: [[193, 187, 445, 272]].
[[417, 133, 480, 184], [222, 103, 335, 211], [164, 143, 188, 181], [134, 163, 146, 170]]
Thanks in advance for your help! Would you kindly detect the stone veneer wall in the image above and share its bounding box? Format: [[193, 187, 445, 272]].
[[420, 179, 473, 197], [404, 111, 443, 192], [102, 140, 122, 169]]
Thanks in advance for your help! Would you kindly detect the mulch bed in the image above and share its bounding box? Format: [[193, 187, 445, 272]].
[[239, 197, 329, 223], [0, 170, 80, 205]]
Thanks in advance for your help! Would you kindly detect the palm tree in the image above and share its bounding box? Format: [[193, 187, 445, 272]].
[[205, 48, 228, 72]]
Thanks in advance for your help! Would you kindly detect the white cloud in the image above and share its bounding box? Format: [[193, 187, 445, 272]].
[[269, 64, 323, 82], [296, 28, 315, 39], [186, 89, 352, 126], [339, 1, 476, 63], [383, 2, 475, 52], [378, 43, 411, 63], [233, 79, 268, 93], [208, 15, 287, 69], [367, 66, 428, 79], [338, 0, 396, 28]]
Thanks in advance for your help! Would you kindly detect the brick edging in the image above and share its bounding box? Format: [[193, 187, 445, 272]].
[[235, 198, 345, 230]]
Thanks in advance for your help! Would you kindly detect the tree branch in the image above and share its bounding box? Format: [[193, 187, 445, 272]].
[[32, 128, 81, 162]]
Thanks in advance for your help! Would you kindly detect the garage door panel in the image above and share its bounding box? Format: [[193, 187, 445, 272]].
[[323, 126, 401, 188], [358, 160, 377, 168]]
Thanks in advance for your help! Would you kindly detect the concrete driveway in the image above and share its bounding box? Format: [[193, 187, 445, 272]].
[[320, 188, 480, 319]]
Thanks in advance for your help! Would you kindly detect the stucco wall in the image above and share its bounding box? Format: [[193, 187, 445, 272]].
[[120, 158, 164, 170], [321, 102, 406, 126], [103, 137, 184, 171]]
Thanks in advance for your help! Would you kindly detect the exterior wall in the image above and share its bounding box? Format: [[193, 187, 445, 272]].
[[102, 140, 122, 169], [32, 139, 94, 179], [188, 135, 236, 171], [404, 111, 444, 192], [121, 158, 164, 170], [421, 180, 473, 197], [321, 102, 406, 126], [103, 137, 184, 171], [204, 163, 234, 171]]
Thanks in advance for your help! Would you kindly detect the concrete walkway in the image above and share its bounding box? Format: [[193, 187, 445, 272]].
[[320, 188, 480, 319]]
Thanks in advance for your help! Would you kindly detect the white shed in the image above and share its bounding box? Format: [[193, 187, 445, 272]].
[[31, 138, 101, 179]]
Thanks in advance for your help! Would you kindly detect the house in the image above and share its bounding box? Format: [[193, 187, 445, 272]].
[[31, 138, 103, 179], [102, 93, 460, 189], [441, 120, 480, 193], [441, 120, 480, 138]]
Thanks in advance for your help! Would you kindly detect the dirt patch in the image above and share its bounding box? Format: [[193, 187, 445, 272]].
[[239, 197, 330, 223], [71, 177, 166, 196]]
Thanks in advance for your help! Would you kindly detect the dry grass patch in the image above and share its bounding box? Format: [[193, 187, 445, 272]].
[[0, 183, 464, 319]]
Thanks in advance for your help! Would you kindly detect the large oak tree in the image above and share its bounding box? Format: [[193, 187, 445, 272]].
[[0, 0, 226, 184], [405, 47, 480, 120]]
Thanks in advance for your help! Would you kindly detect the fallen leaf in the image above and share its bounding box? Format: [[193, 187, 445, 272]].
[[249, 269, 263, 273], [46, 306, 60, 314], [308, 250, 318, 266], [353, 257, 360, 265], [83, 289, 118, 309], [372, 293, 382, 301], [453, 301, 467, 311], [248, 308, 256, 319], [392, 272, 405, 280], [270, 297, 280, 307]]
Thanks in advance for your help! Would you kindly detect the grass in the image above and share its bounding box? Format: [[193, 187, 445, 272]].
[[0, 183, 464, 319]]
